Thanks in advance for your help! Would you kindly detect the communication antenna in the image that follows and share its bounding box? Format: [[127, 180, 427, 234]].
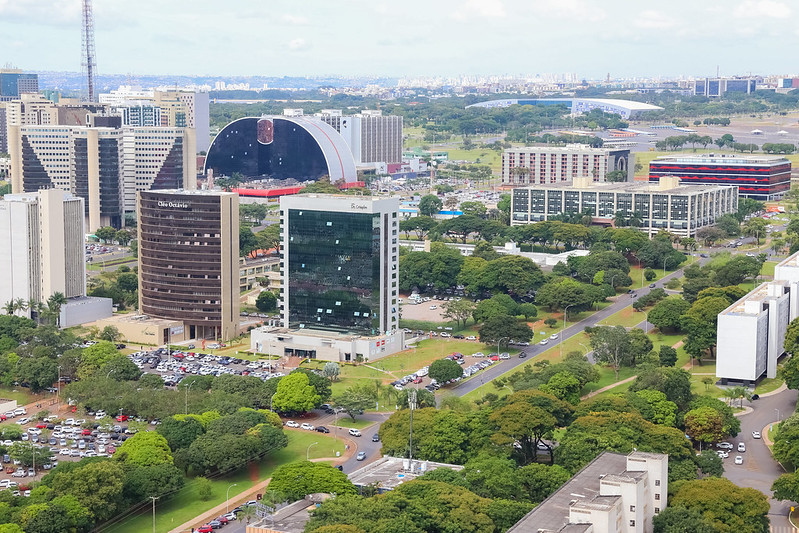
[[81, 0, 97, 101], [408, 389, 417, 465]]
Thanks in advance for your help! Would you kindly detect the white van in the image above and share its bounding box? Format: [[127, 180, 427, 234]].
[[13, 408, 26, 417]]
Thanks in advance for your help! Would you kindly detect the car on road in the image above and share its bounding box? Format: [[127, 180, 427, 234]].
[[549, 334, 559, 340], [356, 451, 367, 461], [285, 421, 300, 428], [518, 352, 527, 358], [649, 283, 656, 288], [316, 426, 330, 433], [349, 429, 361, 437], [466, 336, 477, 341], [716, 450, 729, 459], [499, 352, 510, 360], [196, 526, 213, 533], [372, 434, 380, 442], [300, 423, 315, 431], [738, 442, 746, 452], [716, 442, 733, 449], [539, 339, 548, 346], [752, 431, 761, 439], [734, 455, 743, 465]]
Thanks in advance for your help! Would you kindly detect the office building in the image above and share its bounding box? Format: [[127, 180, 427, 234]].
[[205, 116, 357, 183], [466, 98, 663, 119], [137, 190, 240, 341], [116, 103, 162, 127], [0, 189, 112, 326], [716, 251, 799, 385], [317, 109, 403, 164], [693, 77, 757, 97], [649, 153, 791, 201], [507, 451, 668, 533], [510, 177, 738, 237], [251, 194, 404, 362], [0, 69, 38, 101], [9, 123, 196, 231], [501, 144, 634, 186]]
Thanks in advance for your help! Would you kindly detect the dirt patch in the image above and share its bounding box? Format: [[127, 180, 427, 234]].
[[400, 301, 449, 322]]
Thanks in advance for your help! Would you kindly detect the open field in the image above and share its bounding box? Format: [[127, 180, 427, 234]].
[[109, 431, 344, 533], [598, 307, 647, 329]]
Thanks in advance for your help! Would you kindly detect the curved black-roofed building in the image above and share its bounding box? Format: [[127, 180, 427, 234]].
[[204, 116, 357, 182]]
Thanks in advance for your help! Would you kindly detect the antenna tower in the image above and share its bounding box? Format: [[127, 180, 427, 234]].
[[81, 0, 97, 101]]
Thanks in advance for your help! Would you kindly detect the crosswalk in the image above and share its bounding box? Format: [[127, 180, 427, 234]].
[[771, 526, 798, 533]]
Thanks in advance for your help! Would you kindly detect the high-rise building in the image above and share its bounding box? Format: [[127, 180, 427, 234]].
[[649, 153, 791, 200], [0, 69, 39, 101], [280, 194, 400, 335], [693, 77, 757, 97], [317, 109, 403, 164], [9, 124, 196, 231], [502, 144, 634, 186], [115, 103, 161, 127], [0, 189, 85, 311], [137, 190, 240, 341]]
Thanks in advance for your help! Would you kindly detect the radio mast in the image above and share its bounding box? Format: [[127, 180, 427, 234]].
[[81, 0, 97, 101]]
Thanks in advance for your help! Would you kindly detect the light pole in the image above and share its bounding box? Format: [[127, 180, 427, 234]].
[[226, 483, 238, 514], [185, 381, 196, 415], [307, 441, 318, 461], [497, 336, 509, 357], [561, 304, 576, 358], [150, 496, 158, 533], [663, 257, 668, 275]]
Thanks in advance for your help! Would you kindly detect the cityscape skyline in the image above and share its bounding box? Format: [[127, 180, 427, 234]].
[[2, 0, 798, 79]]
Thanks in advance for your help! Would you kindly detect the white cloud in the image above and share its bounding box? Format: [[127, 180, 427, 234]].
[[287, 38, 309, 51], [634, 10, 677, 29], [0, 0, 81, 24], [536, 0, 606, 22], [733, 0, 791, 18], [452, 0, 506, 20], [282, 14, 309, 25]]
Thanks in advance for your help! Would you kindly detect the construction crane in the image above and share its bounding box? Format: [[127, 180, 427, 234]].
[[81, 0, 97, 102]]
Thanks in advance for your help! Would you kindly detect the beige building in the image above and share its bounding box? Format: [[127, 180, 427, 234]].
[[0, 189, 85, 312], [502, 144, 634, 186], [138, 190, 240, 341]]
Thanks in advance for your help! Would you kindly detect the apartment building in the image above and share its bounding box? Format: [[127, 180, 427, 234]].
[[501, 144, 634, 186]]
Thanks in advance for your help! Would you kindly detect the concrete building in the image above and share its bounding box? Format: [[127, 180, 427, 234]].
[[0, 69, 38, 101], [9, 123, 196, 230], [137, 190, 240, 341], [318, 109, 403, 165], [348, 456, 464, 493], [116, 103, 162, 127], [716, 250, 799, 385], [693, 77, 757, 97], [466, 98, 663, 119], [501, 144, 634, 186], [649, 153, 791, 201], [510, 177, 738, 238], [250, 194, 404, 362], [507, 451, 668, 533]]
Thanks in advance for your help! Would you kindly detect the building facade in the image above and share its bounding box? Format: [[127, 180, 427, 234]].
[[0, 189, 85, 312], [318, 110, 403, 164], [649, 154, 791, 201], [507, 451, 668, 533], [137, 190, 240, 341], [0, 70, 38, 101], [693, 77, 757, 97], [510, 177, 738, 237], [716, 251, 799, 385], [501, 144, 634, 186]]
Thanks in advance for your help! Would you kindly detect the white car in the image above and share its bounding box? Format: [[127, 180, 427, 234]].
[[285, 421, 300, 428], [429, 305, 437, 310], [499, 353, 511, 360], [716, 450, 729, 459], [349, 428, 361, 437], [16, 418, 30, 425], [539, 339, 549, 346], [734, 455, 743, 465], [440, 332, 451, 338], [738, 442, 746, 452], [752, 431, 761, 439], [300, 423, 315, 431], [472, 352, 484, 358], [716, 442, 734, 449], [466, 336, 477, 341], [550, 333, 559, 340]]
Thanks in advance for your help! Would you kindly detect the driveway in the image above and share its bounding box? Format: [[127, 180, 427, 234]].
[[724, 387, 798, 532]]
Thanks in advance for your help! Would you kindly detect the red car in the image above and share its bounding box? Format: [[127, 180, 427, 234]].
[[36, 423, 47, 429], [196, 526, 213, 533], [82, 429, 91, 436], [489, 355, 499, 361], [216, 516, 229, 525], [116, 415, 129, 422]]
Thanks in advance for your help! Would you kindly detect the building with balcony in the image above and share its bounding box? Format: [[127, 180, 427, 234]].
[[502, 144, 634, 186], [510, 177, 738, 238], [137, 190, 240, 341], [649, 153, 791, 201], [507, 451, 668, 533]]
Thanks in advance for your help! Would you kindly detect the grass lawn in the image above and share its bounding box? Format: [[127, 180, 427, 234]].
[[761, 261, 777, 278], [378, 339, 493, 373], [109, 431, 344, 533], [628, 266, 672, 290], [588, 379, 635, 399], [598, 306, 647, 329], [581, 365, 638, 396], [332, 417, 379, 430], [755, 376, 784, 395], [0, 386, 38, 408]]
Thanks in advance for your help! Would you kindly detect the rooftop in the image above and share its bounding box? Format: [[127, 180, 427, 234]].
[[722, 280, 789, 316], [775, 250, 799, 269], [653, 153, 789, 165], [514, 178, 728, 195], [347, 456, 463, 491], [504, 143, 619, 154]]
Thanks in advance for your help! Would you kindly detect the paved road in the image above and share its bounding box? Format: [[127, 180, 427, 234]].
[[724, 387, 799, 532], [448, 264, 693, 399]]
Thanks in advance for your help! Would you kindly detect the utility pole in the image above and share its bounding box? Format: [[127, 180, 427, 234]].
[[150, 496, 159, 533], [408, 389, 417, 466]]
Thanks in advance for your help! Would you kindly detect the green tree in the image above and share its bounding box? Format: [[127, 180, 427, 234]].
[[478, 316, 532, 346], [481, 255, 546, 296], [240, 226, 259, 257], [114, 431, 173, 466], [271, 372, 321, 414], [658, 345, 678, 367], [322, 362, 340, 382], [743, 217, 768, 245], [333, 384, 376, 420], [588, 325, 631, 380], [668, 477, 769, 533], [101, 354, 142, 381], [428, 358, 464, 384], [535, 278, 603, 314], [684, 406, 725, 445], [418, 195, 443, 217], [399, 216, 438, 240], [653, 507, 719, 533], [471, 240, 500, 261], [195, 476, 213, 500], [459, 201, 488, 218], [98, 325, 121, 342], [156, 416, 205, 450], [681, 296, 730, 360], [518, 462, 571, 503], [772, 471, 799, 502], [94, 226, 117, 243], [539, 371, 581, 405], [644, 268, 656, 281], [255, 290, 277, 312], [48, 460, 125, 522], [268, 461, 357, 501], [441, 298, 477, 328]]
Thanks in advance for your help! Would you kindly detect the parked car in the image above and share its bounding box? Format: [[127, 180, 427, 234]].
[[196, 526, 213, 533], [716, 442, 733, 449], [315, 426, 330, 434], [734, 455, 743, 465], [738, 442, 746, 452], [300, 423, 315, 431], [716, 450, 729, 459], [285, 421, 300, 428]]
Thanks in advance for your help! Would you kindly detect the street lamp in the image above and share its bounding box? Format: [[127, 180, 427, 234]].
[[226, 483, 238, 514], [497, 336, 510, 358], [561, 304, 576, 358], [307, 442, 318, 461], [663, 257, 668, 275]]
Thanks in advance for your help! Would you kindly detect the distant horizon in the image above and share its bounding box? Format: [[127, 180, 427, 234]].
[[2, 0, 797, 80]]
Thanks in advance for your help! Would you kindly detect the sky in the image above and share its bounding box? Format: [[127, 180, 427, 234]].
[[1, 0, 798, 80]]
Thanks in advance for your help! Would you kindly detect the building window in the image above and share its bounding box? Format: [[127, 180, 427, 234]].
[[629, 505, 635, 512], [655, 508, 660, 514], [655, 480, 660, 486], [629, 521, 635, 527], [655, 493, 660, 500]]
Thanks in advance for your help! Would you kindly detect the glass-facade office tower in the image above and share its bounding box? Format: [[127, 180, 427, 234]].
[[280, 195, 400, 335]]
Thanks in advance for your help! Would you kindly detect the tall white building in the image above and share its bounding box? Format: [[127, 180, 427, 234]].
[[716, 251, 799, 385], [0, 189, 85, 310], [502, 144, 634, 186], [317, 110, 403, 165]]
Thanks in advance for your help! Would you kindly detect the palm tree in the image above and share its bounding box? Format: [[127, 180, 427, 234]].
[[12, 298, 27, 315], [613, 210, 627, 228], [1, 301, 14, 316], [628, 211, 643, 228], [27, 299, 44, 325], [46, 292, 67, 327]]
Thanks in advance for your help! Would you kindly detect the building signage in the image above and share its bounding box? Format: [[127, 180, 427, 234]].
[[169, 325, 184, 336], [158, 201, 190, 209], [350, 203, 368, 210]]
